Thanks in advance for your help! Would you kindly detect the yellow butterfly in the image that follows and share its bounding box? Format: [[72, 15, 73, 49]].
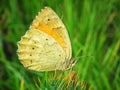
[[17, 7, 76, 71]]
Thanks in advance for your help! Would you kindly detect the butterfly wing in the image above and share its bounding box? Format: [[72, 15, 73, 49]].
[[17, 29, 66, 71], [30, 7, 72, 60]]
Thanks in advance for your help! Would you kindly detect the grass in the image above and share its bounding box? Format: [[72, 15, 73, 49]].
[[0, 0, 120, 90]]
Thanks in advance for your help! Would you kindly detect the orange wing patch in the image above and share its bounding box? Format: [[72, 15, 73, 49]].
[[35, 24, 65, 48]]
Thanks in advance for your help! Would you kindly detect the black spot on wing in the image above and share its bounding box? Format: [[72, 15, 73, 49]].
[[32, 47, 35, 50]]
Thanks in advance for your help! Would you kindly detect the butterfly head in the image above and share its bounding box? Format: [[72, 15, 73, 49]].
[[63, 58, 77, 70]]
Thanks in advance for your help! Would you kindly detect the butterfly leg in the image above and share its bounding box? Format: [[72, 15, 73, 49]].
[[54, 64, 58, 79], [54, 69, 56, 79]]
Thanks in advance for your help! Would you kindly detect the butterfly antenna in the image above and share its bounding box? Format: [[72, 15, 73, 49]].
[[77, 55, 94, 59]]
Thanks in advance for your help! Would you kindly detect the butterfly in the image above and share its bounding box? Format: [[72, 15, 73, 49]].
[[17, 7, 76, 71]]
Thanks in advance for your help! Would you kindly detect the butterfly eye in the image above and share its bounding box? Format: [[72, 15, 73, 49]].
[[72, 60, 76, 64], [69, 59, 77, 67]]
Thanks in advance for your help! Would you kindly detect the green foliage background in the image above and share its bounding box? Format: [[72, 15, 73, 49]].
[[0, 0, 120, 90]]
